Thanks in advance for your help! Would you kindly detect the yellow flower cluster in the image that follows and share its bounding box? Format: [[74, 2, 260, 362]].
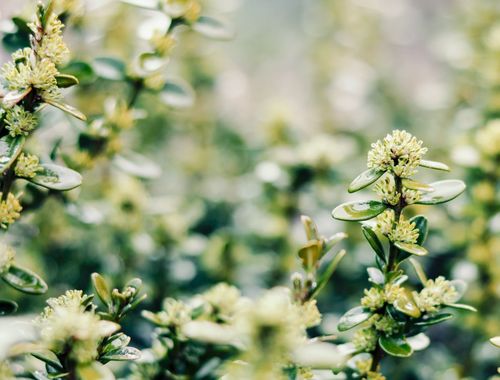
[[163, 0, 201, 22], [412, 277, 458, 313], [353, 327, 378, 352], [4, 105, 38, 137], [38, 290, 119, 364], [374, 174, 421, 206], [29, 15, 69, 65], [367, 130, 427, 177], [373, 314, 400, 336], [15, 153, 42, 178], [374, 210, 419, 244], [476, 119, 500, 157], [200, 282, 243, 323], [355, 358, 386, 380], [0, 193, 22, 229], [150, 33, 177, 56], [150, 298, 192, 330], [0, 245, 15, 275], [105, 99, 136, 131], [361, 283, 406, 312]]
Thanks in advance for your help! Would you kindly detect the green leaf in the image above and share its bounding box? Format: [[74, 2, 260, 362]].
[[414, 313, 452, 327], [0, 299, 18, 315], [44, 98, 87, 121], [301, 215, 319, 241], [337, 306, 371, 332], [160, 78, 195, 108], [92, 273, 112, 307], [406, 333, 430, 351], [1, 264, 47, 294], [310, 249, 346, 300], [26, 163, 82, 191], [408, 258, 427, 285], [120, 0, 159, 9], [348, 168, 384, 193], [0, 135, 25, 172], [490, 337, 500, 348], [101, 346, 141, 362], [394, 242, 428, 257], [137, 53, 169, 74], [445, 303, 477, 312], [113, 151, 161, 179], [93, 57, 126, 81], [419, 159, 450, 171], [449, 279, 467, 303], [367, 267, 384, 285], [361, 225, 386, 263], [323, 232, 348, 254], [393, 290, 421, 318], [55, 74, 79, 88], [2, 87, 32, 107], [410, 215, 428, 245], [193, 16, 234, 40], [60, 61, 96, 85], [416, 180, 466, 205], [379, 335, 413, 357], [298, 241, 322, 272], [332, 201, 386, 221], [76, 362, 115, 380], [401, 178, 434, 192], [31, 352, 64, 371]]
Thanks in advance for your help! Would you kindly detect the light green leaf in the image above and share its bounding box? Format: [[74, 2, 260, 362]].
[[1, 264, 47, 294], [332, 201, 386, 221], [419, 159, 450, 171], [120, 0, 158, 9], [379, 335, 413, 357], [44, 98, 87, 121], [298, 240, 322, 272], [91, 273, 112, 307], [113, 151, 161, 179], [323, 232, 348, 254], [408, 258, 427, 285], [445, 303, 477, 312], [367, 267, 384, 285], [361, 225, 386, 263], [93, 57, 126, 81], [402, 178, 433, 192], [101, 346, 141, 362], [416, 180, 466, 205], [337, 306, 371, 332], [395, 242, 428, 257], [301, 215, 319, 241], [26, 163, 82, 191], [160, 78, 195, 108], [490, 337, 500, 348], [2, 87, 32, 107], [0, 135, 25, 172], [393, 290, 421, 318], [348, 168, 384, 193], [193, 16, 234, 40], [406, 333, 430, 351], [0, 299, 17, 315]]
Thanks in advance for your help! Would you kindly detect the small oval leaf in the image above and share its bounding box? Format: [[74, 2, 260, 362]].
[[160, 78, 195, 108], [394, 242, 428, 257], [406, 333, 430, 351], [361, 225, 386, 263], [55, 74, 79, 88], [393, 290, 421, 318], [26, 163, 82, 191], [408, 258, 427, 285], [379, 335, 413, 357], [44, 98, 87, 121], [1, 264, 47, 294], [348, 168, 384, 193], [332, 201, 386, 222], [192, 16, 234, 40], [416, 180, 466, 205], [409, 215, 428, 246], [367, 267, 385, 285], [0, 299, 18, 315], [445, 303, 477, 312], [414, 313, 453, 327], [419, 159, 450, 171], [92, 273, 112, 307], [0, 135, 25, 172], [113, 151, 161, 179], [101, 347, 141, 362], [337, 306, 371, 332], [402, 178, 433, 192], [93, 57, 126, 81], [490, 337, 500, 348]]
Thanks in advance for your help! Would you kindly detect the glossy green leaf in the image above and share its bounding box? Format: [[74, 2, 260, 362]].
[[408, 258, 427, 285], [367, 267, 384, 285], [393, 290, 421, 318], [44, 98, 87, 121], [445, 303, 477, 312], [55, 73, 79, 88], [406, 333, 430, 351], [0, 135, 25, 172], [0, 299, 18, 315], [193, 16, 234, 40], [1, 264, 47, 294], [416, 180, 466, 205], [92, 273, 112, 306], [414, 313, 452, 327], [31, 352, 63, 371], [419, 159, 450, 171], [395, 242, 428, 257], [26, 163, 82, 191], [361, 225, 386, 263], [93, 57, 126, 81], [410, 215, 428, 246], [379, 335, 413, 357], [348, 168, 384, 193], [101, 346, 141, 362], [2, 87, 32, 107], [337, 306, 371, 332], [402, 178, 433, 192], [160, 78, 195, 108], [332, 201, 386, 221], [310, 249, 346, 300], [113, 151, 161, 179]]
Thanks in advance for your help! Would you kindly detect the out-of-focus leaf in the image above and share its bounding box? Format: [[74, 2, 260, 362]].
[[120, 0, 158, 9], [445, 303, 477, 312], [406, 333, 430, 351], [60, 61, 96, 85], [332, 201, 386, 221], [367, 267, 384, 285], [93, 57, 126, 81], [0, 299, 17, 315], [76, 362, 115, 380], [193, 16, 234, 40], [2, 87, 32, 107], [91, 273, 112, 306], [113, 151, 161, 179], [310, 249, 346, 300], [160, 78, 195, 108], [408, 258, 427, 285], [44, 98, 87, 121]]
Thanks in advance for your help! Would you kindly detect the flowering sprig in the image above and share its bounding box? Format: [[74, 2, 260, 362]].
[[332, 130, 473, 377]]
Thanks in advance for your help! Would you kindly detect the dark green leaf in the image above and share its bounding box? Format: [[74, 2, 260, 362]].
[[193, 16, 234, 40], [0, 135, 25, 172], [410, 215, 428, 246], [101, 346, 141, 362], [361, 225, 386, 263], [55, 74, 79, 88], [414, 313, 452, 327], [0, 299, 18, 315], [332, 201, 386, 221], [160, 79, 195, 108], [348, 168, 384, 193], [310, 249, 346, 300], [1, 264, 47, 294], [25, 163, 82, 191], [60, 61, 96, 85], [416, 180, 466, 205], [337, 306, 371, 332], [379, 335, 413, 357], [31, 352, 64, 371], [394, 242, 428, 257], [419, 159, 450, 171]]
